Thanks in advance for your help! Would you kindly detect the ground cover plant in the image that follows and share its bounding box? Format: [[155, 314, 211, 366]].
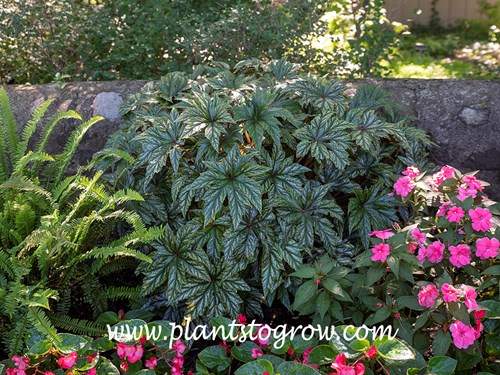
[[0, 88, 161, 356]]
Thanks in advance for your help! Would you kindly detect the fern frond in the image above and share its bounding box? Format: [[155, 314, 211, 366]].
[[15, 98, 55, 165], [103, 286, 143, 302], [27, 306, 61, 343], [13, 151, 54, 177], [48, 313, 106, 336], [0, 251, 15, 279], [54, 116, 103, 183], [0, 87, 19, 165], [35, 110, 82, 155], [88, 246, 151, 274], [81, 277, 108, 315], [0, 176, 54, 206], [97, 257, 139, 276], [51, 176, 76, 203], [14, 204, 37, 239], [4, 315, 29, 356], [62, 172, 103, 225]]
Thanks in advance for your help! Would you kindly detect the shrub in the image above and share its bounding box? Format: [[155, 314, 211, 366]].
[[0, 1, 400, 83], [0, 88, 159, 355], [95, 59, 431, 322]]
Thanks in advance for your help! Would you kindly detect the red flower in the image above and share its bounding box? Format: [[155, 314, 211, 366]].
[[366, 345, 377, 358], [218, 341, 231, 354], [237, 314, 248, 325], [120, 362, 128, 372], [474, 310, 486, 319]]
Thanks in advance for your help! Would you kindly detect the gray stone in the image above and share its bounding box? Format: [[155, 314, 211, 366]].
[[4, 79, 500, 199], [458, 106, 490, 127], [92, 92, 123, 122]]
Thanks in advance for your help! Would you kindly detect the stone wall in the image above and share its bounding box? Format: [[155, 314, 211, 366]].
[[4, 79, 500, 199]]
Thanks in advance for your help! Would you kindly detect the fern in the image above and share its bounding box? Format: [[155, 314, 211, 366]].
[[102, 286, 143, 302], [0, 91, 155, 355], [35, 110, 82, 155], [15, 98, 55, 165], [0, 86, 19, 167], [48, 313, 106, 336], [27, 306, 61, 343], [54, 116, 103, 184]]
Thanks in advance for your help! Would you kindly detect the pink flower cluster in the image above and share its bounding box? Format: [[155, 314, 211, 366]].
[[457, 175, 485, 202], [6, 356, 29, 375], [171, 340, 187, 375], [329, 354, 365, 375], [117, 342, 144, 363], [430, 165, 455, 187], [418, 283, 479, 311], [437, 203, 493, 229]]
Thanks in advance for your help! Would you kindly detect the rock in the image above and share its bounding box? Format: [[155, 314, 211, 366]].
[[92, 92, 123, 122], [458, 106, 490, 127]]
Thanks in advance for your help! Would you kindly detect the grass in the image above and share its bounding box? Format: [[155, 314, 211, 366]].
[[380, 23, 500, 79]]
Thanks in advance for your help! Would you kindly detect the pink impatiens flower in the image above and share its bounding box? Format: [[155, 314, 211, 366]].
[[446, 206, 465, 223], [366, 346, 377, 358], [368, 229, 393, 240], [449, 244, 471, 268], [371, 243, 390, 262], [417, 246, 427, 264], [426, 241, 445, 264], [461, 285, 479, 310], [116, 342, 127, 359], [441, 283, 459, 303], [411, 228, 427, 244], [441, 165, 455, 179], [11, 357, 29, 371], [57, 352, 78, 370], [87, 369, 96, 375], [402, 166, 420, 178], [468, 207, 492, 232], [407, 242, 418, 254], [394, 176, 415, 197], [237, 314, 248, 325], [450, 320, 476, 349], [475, 237, 499, 260], [437, 201, 452, 217], [418, 284, 439, 308], [457, 186, 477, 202], [463, 175, 483, 191]]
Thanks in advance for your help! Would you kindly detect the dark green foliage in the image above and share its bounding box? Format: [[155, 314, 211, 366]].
[[96, 59, 431, 321], [0, 87, 158, 355], [0, 1, 400, 84]]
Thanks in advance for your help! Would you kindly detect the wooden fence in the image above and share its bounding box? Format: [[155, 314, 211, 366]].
[[384, 0, 493, 26]]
